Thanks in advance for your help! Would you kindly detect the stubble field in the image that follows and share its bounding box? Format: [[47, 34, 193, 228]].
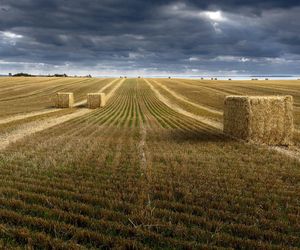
[[0, 77, 299, 249]]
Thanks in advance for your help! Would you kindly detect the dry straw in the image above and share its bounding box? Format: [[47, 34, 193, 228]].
[[223, 95, 294, 145], [87, 93, 106, 109], [55, 92, 74, 108]]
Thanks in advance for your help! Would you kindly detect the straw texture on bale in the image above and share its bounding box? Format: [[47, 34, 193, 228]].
[[55, 92, 74, 108], [224, 95, 294, 145], [87, 93, 106, 109]]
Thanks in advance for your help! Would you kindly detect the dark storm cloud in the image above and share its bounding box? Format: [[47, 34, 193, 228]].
[[0, 0, 299, 75], [187, 0, 300, 10]]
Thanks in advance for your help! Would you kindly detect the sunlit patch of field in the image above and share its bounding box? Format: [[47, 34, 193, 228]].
[[154, 78, 300, 126], [0, 78, 299, 249], [0, 77, 114, 118]]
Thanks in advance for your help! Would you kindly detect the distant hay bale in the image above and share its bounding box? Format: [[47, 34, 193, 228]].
[[223, 95, 293, 145], [87, 93, 106, 109], [55, 92, 74, 108]]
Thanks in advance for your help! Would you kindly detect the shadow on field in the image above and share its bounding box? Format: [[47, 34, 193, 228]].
[[46, 105, 57, 109], [160, 129, 234, 143], [46, 104, 87, 109], [75, 104, 88, 109]]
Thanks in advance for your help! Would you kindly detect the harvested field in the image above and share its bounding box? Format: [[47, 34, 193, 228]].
[[0, 77, 116, 117], [0, 78, 299, 249], [153, 78, 300, 127]]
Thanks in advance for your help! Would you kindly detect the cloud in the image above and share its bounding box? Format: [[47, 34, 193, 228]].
[[203, 11, 226, 22], [0, 0, 299, 76], [1, 31, 23, 39]]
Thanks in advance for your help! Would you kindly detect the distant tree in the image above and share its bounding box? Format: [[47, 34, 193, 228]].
[[54, 73, 68, 77], [13, 72, 32, 77], [8, 73, 12, 76]]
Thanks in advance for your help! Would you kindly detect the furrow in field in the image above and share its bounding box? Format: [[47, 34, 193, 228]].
[[144, 92, 201, 131], [0, 222, 86, 250], [2, 164, 298, 200], [140, 80, 214, 134], [0, 78, 124, 151], [0, 78, 91, 102], [144, 79, 223, 130], [0, 185, 228, 247], [0, 207, 147, 249], [138, 116, 147, 170], [172, 78, 300, 111], [144, 84, 208, 129], [65, 83, 127, 130], [0, 194, 293, 249], [73, 78, 121, 106], [143, 126, 300, 248], [0, 109, 61, 125], [172, 79, 239, 106], [0, 78, 111, 118], [153, 79, 222, 115], [146, 79, 300, 161], [106, 78, 126, 100], [143, 87, 219, 133], [0, 109, 91, 150], [139, 85, 169, 130], [77, 80, 129, 128], [2, 173, 298, 243], [1, 177, 299, 237], [60, 86, 126, 136], [150, 80, 222, 122]]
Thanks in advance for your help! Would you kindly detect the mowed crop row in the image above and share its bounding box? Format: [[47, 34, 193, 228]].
[[0, 78, 123, 144], [0, 77, 115, 118], [153, 78, 300, 127], [0, 79, 299, 249]]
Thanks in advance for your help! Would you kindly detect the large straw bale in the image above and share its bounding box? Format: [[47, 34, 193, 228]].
[[87, 93, 106, 109], [55, 92, 74, 108], [224, 95, 293, 145]]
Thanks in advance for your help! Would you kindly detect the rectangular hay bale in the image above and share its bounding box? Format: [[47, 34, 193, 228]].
[[87, 93, 106, 109], [55, 92, 74, 108], [223, 95, 294, 145]]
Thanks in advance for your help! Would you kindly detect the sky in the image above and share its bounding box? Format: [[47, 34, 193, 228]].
[[0, 0, 300, 77]]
